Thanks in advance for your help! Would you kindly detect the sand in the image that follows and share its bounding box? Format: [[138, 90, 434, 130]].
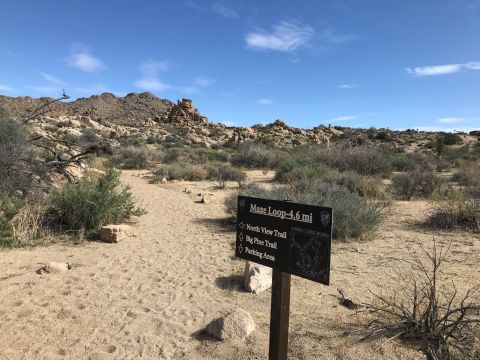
[[0, 170, 478, 359]]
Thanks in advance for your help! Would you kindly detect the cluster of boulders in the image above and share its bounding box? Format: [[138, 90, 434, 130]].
[[168, 98, 208, 125]]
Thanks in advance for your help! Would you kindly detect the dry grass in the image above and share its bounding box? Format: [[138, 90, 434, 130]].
[[10, 201, 46, 247]]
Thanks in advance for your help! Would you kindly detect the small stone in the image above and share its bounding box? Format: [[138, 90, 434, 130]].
[[200, 195, 209, 204], [206, 308, 255, 340], [244, 261, 272, 294], [37, 262, 70, 274], [100, 224, 132, 243], [161, 177, 168, 184]]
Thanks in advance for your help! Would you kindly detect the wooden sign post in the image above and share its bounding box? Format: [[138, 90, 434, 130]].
[[269, 269, 291, 360], [235, 196, 333, 360]]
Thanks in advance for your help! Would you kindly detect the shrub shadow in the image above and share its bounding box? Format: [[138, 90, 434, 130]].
[[215, 274, 245, 293]]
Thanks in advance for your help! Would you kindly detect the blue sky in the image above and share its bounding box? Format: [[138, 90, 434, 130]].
[[1, 0, 479, 131]]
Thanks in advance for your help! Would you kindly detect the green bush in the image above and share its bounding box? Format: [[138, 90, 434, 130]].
[[442, 132, 462, 146], [206, 163, 247, 188], [152, 164, 208, 182], [225, 182, 385, 240], [311, 145, 392, 176], [275, 159, 331, 184], [231, 142, 283, 169], [391, 171, 444, 200], [111, 146, 163, 169], [49, 169, 144, 234], [164, 147, 228, 164], [275, 161, 385, 199]]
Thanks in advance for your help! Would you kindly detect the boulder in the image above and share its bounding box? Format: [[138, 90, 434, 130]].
[[206, 308, 255, 340], [100, 224, 132, 243], [37, 262, 70, 274], [244, 261, 272, 294]]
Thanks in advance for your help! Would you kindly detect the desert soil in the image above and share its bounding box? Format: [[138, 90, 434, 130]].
[[0, 170, 478, 360]]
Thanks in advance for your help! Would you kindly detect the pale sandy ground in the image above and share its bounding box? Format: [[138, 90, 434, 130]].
[[0, 170, 479, 360]]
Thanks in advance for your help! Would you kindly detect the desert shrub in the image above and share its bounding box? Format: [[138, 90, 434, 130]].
[[275, 161, 385, 199], [152, 163, 208, 182], [112, 146, 163, 169], [275, 159, 331, 184], [442, 132, 462, 145], [311, 145, 392, 176], [10, 200, 46, 247], [225, 181, 385, 240], [391, 171, 444, 200], [206, 163, 247, 188], [452, 162, 480, 189], [0, 110, 40, 194], [80, 128, 101, 144], [164, 147, 228, 164], [0, 194, 22, 247], [426, 188, 480, 231], [364, 240, 480, 360], [49, 169, 144, 234], [389, 154, 417, 172], [231, 142, 283, 169]]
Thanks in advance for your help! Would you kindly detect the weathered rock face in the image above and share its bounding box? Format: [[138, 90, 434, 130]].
[[100, 224, 132, 243], [244, 261, 272, 294], [206, 308, 255, 340]]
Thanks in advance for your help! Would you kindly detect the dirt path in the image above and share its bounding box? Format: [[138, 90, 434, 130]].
[[0, 171, 478, 359]]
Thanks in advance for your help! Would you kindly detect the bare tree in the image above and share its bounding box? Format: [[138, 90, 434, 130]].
[[0, 92, 102, 194], [361, 239, 480, 360]]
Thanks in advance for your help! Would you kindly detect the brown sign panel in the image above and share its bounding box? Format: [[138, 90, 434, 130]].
[[235, 196, 332, 285]]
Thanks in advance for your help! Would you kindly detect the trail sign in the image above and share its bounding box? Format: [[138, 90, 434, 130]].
[[235, 196, 332, 285]]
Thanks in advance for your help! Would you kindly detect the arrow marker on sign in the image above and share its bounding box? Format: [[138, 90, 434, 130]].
[[239, 222, 245, 229], [238, 244, 244, 254], [239, 232, 244, 242]]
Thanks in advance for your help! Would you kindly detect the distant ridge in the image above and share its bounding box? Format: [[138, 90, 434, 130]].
[[0, 92, 179, 126]]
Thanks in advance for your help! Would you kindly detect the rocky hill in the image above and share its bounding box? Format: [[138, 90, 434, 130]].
[[0, 93, 477, 150]]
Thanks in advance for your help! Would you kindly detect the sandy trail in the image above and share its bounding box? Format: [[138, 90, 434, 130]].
[[0, 171, 235, 359], [0, 171, 478, 359]]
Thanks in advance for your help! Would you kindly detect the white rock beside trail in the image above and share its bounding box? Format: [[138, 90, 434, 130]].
[[244, 261, 272, 294], [100, 224, 132, 243], [206, 308, 255, 340], [37, 262, 70, 274]]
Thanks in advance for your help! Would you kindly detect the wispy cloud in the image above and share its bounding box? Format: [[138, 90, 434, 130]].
[[406, 62, 480, 77], [67, 44, 105, 72], [245, 20, 315, 52], [0, 84, 17, 93], [192, 77, 214, 87], [256, 98, 273, 105], [437, 117, 464, 124], [134, 60, 172, 91], [324, 115, 357, 122], [178, 77, 215, 94], [317, 28, 356, 45], [212, 2, 238, 18], [0, 48, 16, 56], [134, 61, 213, 94], [337, 84, 358, 89], [28, 71, 66, 96], [73, 84, 125, 97], [184, 1, 206, 13], [416, 126, 478, 133], [39, 71, 65, 86]]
